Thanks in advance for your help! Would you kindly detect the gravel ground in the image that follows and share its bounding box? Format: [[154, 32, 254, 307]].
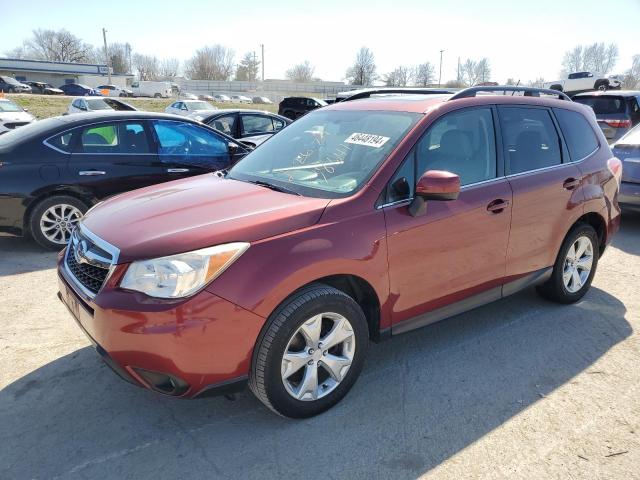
[[1, 212, 639, 479]]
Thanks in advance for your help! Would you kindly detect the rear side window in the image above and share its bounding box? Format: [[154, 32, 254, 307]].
[[75, 122, 150, 154], [210, 114, 236, 136], [241, 115, 274, 135], [573, 96, 626, 114], [498, 107, 562, 175], [554, 109, 599, 161]]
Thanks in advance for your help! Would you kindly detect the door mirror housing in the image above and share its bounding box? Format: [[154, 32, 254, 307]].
[[409, 170, 460, 217]]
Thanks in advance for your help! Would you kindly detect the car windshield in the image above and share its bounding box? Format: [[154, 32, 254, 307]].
[[188, 101, 214, 110], [86, 99, 112, 110], [617, 125, 640, 146], [314, 98, 328, 106], [1, 77, 20, 85], [574, 96, 626, 114], [228, 109, 421, 198], [0, 100, 23, 112]]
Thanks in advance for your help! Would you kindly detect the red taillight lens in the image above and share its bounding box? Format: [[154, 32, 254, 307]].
[[608, 157, 623, 186], [603, 119, 632, 129]]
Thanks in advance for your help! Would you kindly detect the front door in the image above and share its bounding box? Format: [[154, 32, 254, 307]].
[[384, 106, 512, 330]]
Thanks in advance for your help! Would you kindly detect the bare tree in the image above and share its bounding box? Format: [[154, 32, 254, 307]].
[[345, 47, 377, 86], [475, 58, 491, 84], [461, 59, 478, 86], [624, 54, 640, 89], [5, 45, 28, 58], [184, 45, 235, 80], [505, 78, 517, 86], [159, 58, 180, 80], [286, 61, 315, 82], [561, 43, 619, 76], [383, 66, 411, 87], [20, 29, 95, 63], [413, 62, 435, 86], [235, 51, 260, 81], [527, 78, 546, 88], [107, 43, 129, 74], [133, 53, 160, 80]]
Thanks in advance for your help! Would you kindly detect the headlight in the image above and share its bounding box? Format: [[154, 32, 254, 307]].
[[120, 242, 249, 298]]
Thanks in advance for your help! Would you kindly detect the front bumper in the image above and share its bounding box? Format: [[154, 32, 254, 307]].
[[57, 255, 266, 398], [619, 181, 640, 207]]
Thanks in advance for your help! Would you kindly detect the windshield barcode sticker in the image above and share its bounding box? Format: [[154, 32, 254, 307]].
[[344, 133, 390, 148]]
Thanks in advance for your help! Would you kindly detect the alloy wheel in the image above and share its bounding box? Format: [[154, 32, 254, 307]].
[[562, 235, 594, 293], [281, 313, 356, 401], [39, 204, 83, 245]]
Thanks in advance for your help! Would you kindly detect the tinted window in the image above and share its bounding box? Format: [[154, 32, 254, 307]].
[[76, 122, 150, 154], [152, 120, 228, 167], [48, 131, 75, 153], [573, 96, 626, 114], [241, 115, 274, 134], [210, 114, 236, 136], [416, 107, 497, 185], [554, 108, 599, 160], [386, 149, 415, 203], [499, 107, 562, 175]]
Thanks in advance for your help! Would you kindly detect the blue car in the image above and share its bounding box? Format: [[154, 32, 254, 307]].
[[58, 83, 102, 96], [612, 124, 640, 209]]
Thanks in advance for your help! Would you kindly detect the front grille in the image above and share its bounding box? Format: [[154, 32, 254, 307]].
[[4, 122, 29, 129], [65, 229, 114, 296]]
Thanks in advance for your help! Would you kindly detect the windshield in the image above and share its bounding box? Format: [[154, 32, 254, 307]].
[[86, 99, 112, 110], [0, 100, 23, 112], [574, 96, 626, 114], [617, 125, 640, 146], [228, 109, 420, 198], [188, 101, 214, 110], [1, 77, 20, 85]]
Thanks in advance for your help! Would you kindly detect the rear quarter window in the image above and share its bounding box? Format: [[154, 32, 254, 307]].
[[554, 108, 599, 161]]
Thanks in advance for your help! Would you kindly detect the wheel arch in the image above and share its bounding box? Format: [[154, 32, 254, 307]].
[[572, 211, 607, 255], [23, 188, 94, 234]]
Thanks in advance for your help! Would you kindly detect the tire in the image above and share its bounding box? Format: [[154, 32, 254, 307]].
[[536, 223, 599, 304], [154, 93, 161, 98], [29, 195, 89, 250], [249, 284, 369, 418], [596, 81, 608, 91], [549, 84, 563, 92]]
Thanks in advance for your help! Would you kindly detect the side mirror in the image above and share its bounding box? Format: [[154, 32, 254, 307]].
[[228, 142, 241, 155], [409, 170, 460, 217]]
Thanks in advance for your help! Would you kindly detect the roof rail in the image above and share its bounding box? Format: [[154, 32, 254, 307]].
[[449, 86, 571, 101], [340, 87, 457, 102]]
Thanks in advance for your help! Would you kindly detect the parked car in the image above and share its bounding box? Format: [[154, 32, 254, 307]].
[[230, 94, 252, 104], [165, 100, 218, 117], [180, 92, 198, 100], [68, 97, 137, 114], [198, 94, 214, 101], [0, 111, 249, 249], [213, 94, 231, 102], [0, 76, 32, 93], [544, 71, 622, 95], [55, 86, 621, 418], [197, 109, 290, 137], [611, 124, 640, 209], [96, 84, 133, 97], [59, 83, 101, 96], [278, 97, 327, 119], [131, 81, 172, 98], [252, 96, 273, 104], [25, 81, 64, 95], [0, 98, 35, 135], [572, 91, 640, 143]]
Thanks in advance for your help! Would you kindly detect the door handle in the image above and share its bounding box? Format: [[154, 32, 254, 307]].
[[166, 168, 190, 173], [78, 170, 106, 176], [486, 199, 510, 214], [562, 178, 580, 190]]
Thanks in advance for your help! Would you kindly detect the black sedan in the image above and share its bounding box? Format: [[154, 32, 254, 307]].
[[58, 83, 102, 96], [196, 109, 291, 140], [0, 111, 249, 249], [26, 81, 64, 95]]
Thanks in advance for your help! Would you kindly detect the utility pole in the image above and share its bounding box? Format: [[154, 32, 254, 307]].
[[438, 49, 444, 87], [260, 44, 264, 82], [252, 51, 257, 81], [126, 42, 132, 74], [102, 28, 112, 84], [457, 56, 460, 86]]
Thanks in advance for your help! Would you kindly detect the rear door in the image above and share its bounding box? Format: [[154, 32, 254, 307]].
[[499, 106, 585, 280], [67, 120, 167, 199]]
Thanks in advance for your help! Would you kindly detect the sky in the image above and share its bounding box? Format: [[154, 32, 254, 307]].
[[2, 0, 639, 84]]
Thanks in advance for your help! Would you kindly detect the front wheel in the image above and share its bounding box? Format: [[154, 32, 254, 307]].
[[29, 196, 89, 250], [249, 284, 369, 418], [153, 93, 161, 98], [536, 223, 599, 303]]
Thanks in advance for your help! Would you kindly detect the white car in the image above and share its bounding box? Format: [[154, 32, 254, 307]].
[[0, 98, 35, 135], [67, 97, 137, 114], [213, 94, 231, 102], [164, 100, 218, 117], [230, 94, 252, 104], [544, 71, 622, 95], [96, 84, 133, 97], [179, 92, 199, 100]]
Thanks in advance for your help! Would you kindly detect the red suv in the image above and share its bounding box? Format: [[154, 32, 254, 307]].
[[57, 87, 622, 418]]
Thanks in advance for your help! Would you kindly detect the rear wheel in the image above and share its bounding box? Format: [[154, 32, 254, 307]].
[[154, 93, 161, 98], [250, 284, 369, 418], [29, 196, 89, 250], [536, 223, 599, 303]]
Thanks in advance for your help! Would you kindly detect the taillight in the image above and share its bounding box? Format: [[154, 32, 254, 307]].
[[602, 119, 632, 129], [608, 157, 623, 187]]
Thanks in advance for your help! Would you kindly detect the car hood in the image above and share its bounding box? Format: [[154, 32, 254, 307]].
[[0, 111, 34, 123], [82, 174, 330, 263]]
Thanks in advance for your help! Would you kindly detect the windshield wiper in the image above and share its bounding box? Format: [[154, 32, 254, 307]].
[[247, 179, 300, 196]]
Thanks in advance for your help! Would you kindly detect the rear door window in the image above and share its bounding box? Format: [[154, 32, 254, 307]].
[[209, 114, 237, 136], [241, 114, 274, 135], [553, 108, 599, 161], [498, 107, 562, 175], [75, 122, 150, 154], [573, 96, 626, 114], [152, 120, 229, 169]]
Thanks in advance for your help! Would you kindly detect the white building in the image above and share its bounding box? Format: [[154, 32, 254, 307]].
[[0, 58, 133, 89]]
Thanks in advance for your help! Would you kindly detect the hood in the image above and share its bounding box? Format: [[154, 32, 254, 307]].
[[0, 111, 34, 123], [82, 174, 330, 263]]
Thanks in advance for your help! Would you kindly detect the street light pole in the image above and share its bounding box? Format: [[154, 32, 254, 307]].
[[102, 28, 112, 84], [260, 44, 265, 82], [438, 49, 444, 87]]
